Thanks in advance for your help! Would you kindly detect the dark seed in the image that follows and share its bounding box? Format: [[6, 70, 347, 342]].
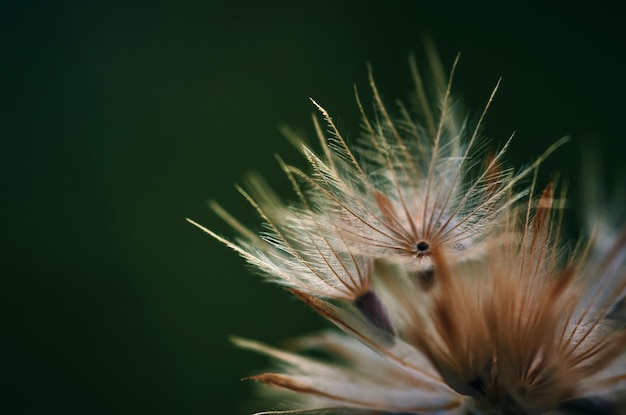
[[412, 268, 435, 291], [354, 290, 395, 337], [416, 241, 430, 253], [466, 358, 494, 397]]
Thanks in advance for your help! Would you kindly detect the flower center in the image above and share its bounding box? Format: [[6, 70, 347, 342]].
[[415, 241, 430, 255]]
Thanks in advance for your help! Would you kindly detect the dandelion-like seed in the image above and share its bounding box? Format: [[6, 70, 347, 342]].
[[190, 49, 626, 414]]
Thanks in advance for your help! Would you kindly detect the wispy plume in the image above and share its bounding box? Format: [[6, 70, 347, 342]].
[[190, 47, 626, 414]]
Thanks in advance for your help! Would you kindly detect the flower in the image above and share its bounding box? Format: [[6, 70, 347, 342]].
[[190, 50, 626, 414]]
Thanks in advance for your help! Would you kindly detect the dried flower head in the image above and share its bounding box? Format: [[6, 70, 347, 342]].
[[190, 50, 626, 414]]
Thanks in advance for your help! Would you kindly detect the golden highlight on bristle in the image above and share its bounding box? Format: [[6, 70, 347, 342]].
[[190, 49, 626, 414]]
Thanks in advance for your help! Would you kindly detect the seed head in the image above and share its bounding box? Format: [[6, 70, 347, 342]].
[[190, 49, 626, 414]]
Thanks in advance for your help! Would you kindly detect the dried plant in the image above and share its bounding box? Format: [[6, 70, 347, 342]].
[[189, 49, 626, 414]]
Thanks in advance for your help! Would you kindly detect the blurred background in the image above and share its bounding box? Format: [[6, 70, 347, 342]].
[[2, 1, 625, 414]]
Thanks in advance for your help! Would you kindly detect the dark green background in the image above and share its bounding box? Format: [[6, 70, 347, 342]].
[[3, 1, 625, 414]]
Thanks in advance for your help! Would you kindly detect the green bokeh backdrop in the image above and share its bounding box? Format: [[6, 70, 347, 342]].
[[3, 1, 625, 414]]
